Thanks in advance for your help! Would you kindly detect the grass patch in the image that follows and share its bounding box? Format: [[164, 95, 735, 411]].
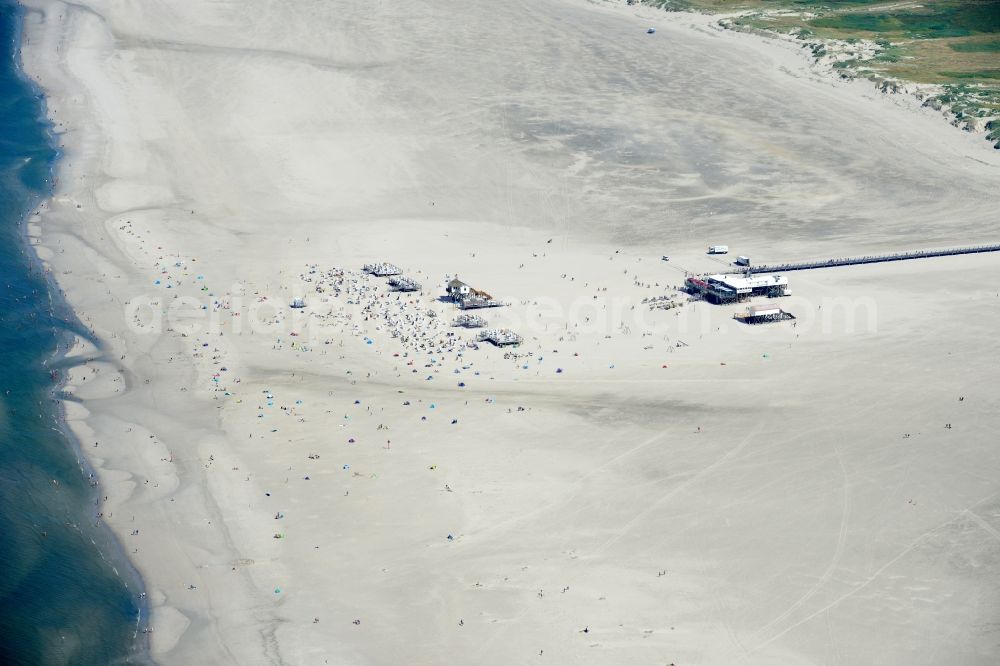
[[949, 38, 1000, 52], [874, 44, 903, 62], [938, 69, 1000, 78], [810, 3, 1000, 39], [883, 37, 1000, 83], [789, 0, 882, 5]]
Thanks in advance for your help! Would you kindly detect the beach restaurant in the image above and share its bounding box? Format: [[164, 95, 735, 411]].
[[685, 273, 789, 304]]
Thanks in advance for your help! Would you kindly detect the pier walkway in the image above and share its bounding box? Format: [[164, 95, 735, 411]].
[[747, 243, 1000, 274]]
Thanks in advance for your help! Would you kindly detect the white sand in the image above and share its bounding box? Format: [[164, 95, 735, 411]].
[[19, 0, 1000, 663]]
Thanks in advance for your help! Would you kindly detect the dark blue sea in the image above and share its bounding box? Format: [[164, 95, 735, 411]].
[[0, 2, 146, 663]]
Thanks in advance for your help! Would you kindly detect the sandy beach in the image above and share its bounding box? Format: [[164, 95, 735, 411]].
[[19, 0, 1000, 663]]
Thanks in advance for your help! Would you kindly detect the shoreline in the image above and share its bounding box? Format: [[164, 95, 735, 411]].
[[19, 0, 1000, 663], [15, 20, 151, 635], [18, 3, 269, 662], [3, 0, 148, 663]]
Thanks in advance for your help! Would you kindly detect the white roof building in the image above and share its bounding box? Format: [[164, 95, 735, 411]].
[[707, 274, 787, 295]]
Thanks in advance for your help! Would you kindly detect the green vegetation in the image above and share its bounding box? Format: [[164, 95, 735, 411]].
[[811, 3, 1000, 39], [939, 69, 1000, 78], [874, 44, 902, 62], [950, 38, 1000, 52], [643, 0, 1000, 142]]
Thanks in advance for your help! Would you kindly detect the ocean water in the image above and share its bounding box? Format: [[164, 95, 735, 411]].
[[0, 2, 146, 664]]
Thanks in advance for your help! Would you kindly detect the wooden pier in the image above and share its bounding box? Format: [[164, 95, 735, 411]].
[[747, 243, 1000, 275]]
